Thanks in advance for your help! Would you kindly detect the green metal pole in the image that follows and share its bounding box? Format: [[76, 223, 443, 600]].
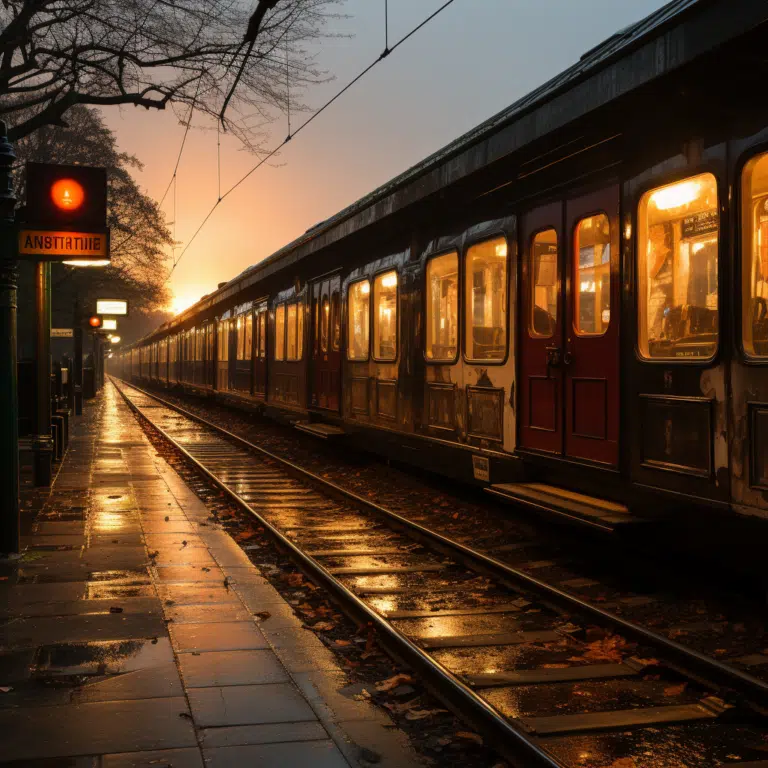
[[0, 121, 19, 553], [33, 260, 53, 486]]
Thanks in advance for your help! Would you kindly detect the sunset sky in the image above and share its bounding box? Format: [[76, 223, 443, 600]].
[[104, 0, 669, 315]]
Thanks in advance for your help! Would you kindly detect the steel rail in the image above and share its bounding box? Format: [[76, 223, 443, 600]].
[[113, 378, 561, 768], [113, 378, 768, 712]]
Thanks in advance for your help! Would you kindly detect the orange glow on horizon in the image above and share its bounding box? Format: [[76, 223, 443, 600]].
[[169, 293, 201, 316]]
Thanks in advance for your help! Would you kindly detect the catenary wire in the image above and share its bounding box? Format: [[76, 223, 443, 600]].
[[168, 0, 458, 277]]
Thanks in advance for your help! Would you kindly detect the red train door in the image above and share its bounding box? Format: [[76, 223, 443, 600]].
[[518, 186, 620, 467], [310, 275, 341, 411], [564, 185, 620, 465], [519, 202, 564, 455]]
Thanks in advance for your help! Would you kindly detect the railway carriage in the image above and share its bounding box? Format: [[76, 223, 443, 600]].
[[113, 0, 768, 545]]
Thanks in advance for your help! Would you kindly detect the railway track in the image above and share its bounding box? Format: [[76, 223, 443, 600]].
[[114, 378, 768, 768]]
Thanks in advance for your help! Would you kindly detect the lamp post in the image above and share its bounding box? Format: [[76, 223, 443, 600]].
[[0, 122, 19, 553]]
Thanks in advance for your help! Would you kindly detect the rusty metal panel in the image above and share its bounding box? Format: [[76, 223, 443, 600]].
[[467, 387, 504, 442], [640, 394, 713, 478], [376, 379, 398, 421], [426, 382, 457, 431]]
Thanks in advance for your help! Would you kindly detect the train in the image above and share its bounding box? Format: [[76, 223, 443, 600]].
[[112, 0, 768, 542]]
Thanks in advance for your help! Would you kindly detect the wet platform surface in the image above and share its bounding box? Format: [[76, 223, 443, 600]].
[[0, 386, 418, 767]]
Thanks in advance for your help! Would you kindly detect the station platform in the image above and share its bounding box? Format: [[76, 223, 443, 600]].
[[0, 386, 418, 767]]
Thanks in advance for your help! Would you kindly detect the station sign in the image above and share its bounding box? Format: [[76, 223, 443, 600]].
[[19, 162, 109, 264], [96, 299, 128, 316], [102, 318, 118, 331], [50, 328, 73, 338]]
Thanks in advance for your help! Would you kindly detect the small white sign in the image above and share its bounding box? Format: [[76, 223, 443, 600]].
[[472, 455, 490, 483], [51, 328, 73, 338], [102, 318, 117, 330], [96, 299, 128, 316]]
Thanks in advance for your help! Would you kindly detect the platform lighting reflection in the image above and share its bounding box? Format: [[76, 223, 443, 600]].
[[110, 335, 121, 344], [63, 259, 111, 267], [360, 282, 370, 294], [650, 180, 701, 210]]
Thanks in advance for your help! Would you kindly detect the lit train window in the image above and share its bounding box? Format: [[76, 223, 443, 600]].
[[374, 271, 398, 361], [321, 295, 330, 353], [275, 305, 285, 361], [638, 173, 719, 360], [348, 280, 370, 361], [217, 321, 229, 361], [332, 290, 341, 351], [574, 214, 611, 336], [466, 238, 508, 361], [258, 312, 266, 358], [426, 252, 458, 361], [245, 313, 253, 360], [530, 229, 558, 338], [286, 302, 303, 361], [742, 152, 768, 358]]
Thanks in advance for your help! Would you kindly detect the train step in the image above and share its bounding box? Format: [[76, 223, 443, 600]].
[[484, 482, 645, 533], [294, 421, 347, 439]]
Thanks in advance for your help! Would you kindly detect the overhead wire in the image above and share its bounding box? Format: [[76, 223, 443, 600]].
[[169, 0, 458, 277]]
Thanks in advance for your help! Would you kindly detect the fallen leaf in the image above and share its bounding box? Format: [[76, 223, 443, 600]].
[[404, 708, 447, 721], [455, 731, 483, 746], [541, 663, 570, 669], [0, 687, 12, 693], [311, 621, 336, 631], [375, 674, 413, 692], [109, 606, 123, 614], [254, 611, 271, 621], [286, 573, 304, 587], [664, 683, 687, 697]]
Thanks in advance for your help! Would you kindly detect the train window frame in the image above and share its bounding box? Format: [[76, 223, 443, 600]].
[[528, 227, 559, 340], [424, 249, 460, 365], [740, 148, 768, 363], [635, 171, 721, 364], [286, 300, 304, 362], [347, 278, 371, 362], [275, 304, 286, 361], [372, 268, 399, 363], [572, 211, 612, 338], [463, 235, 510, 365]]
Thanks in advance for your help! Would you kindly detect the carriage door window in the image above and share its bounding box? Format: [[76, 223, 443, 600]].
[[638, 174, 719, 360], [530, 230, 558, 337], [258, 311, 266, 358], [574, 214, 611, 335], [245, 313, 253, 360], [348, 280, 370, 360], [426, 252, 458, 361], [374, 271, 397, 361], [742, 152, 768, 357], [466, 238, 508, 360], [331, 289, 341, 351], [321, 289, 330, 353], [275, 305, 285, 361]]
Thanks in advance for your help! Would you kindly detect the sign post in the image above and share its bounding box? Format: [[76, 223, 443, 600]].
[[18, 162, 110, 486], [0, 121, 19, 553]]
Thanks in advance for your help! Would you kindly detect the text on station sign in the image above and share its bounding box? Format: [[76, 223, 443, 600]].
[[19, 230, 107, 258]]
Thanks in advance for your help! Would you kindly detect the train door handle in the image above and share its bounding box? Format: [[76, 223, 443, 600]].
[[563, 350, 573, 366], [545, 346, 561, 378]]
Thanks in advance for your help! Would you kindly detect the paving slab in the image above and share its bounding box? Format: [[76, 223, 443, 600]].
[[0, 385, 419, 767]]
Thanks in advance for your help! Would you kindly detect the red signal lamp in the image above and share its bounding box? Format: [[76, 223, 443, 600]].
[[50, 178, 85, 212], [88, 315, 102, 328]]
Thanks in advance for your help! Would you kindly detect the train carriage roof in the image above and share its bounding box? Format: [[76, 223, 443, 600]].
[[141, 0, 766, 344]]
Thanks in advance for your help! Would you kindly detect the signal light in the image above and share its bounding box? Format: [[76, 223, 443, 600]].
[[51, 179, 85, 212], [25, 163, 107, 231], [88, 316, 102, 328]]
